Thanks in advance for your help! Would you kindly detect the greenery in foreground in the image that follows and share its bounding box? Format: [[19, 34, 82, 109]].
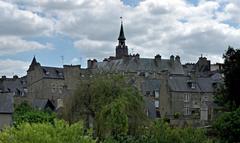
[[0, 120, 95, 143], [0, 118, 214, 143], [13, 102, 56, 126]]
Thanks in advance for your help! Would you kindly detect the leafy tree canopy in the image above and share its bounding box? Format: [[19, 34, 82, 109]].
[[215, 46, 240, 110], [213, 108, 240, 143], [64, 75, 148, 138]]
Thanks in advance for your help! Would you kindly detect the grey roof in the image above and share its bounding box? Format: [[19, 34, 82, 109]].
[[0, 76, 27, 95], [142, 79, 160, 93], [0, 93, 13, 114], [168, 75, 215, 93], [197, 78, 215, 92], [96, 57, 184, 74], [41, 66, 64, 79]]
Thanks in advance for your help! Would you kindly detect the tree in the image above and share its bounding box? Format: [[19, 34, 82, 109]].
[[213, 46, 240, 143], [0, 120, 95, 143], [103, 119, 214, 143], [63, 75, 148, 138], [13, 102, 56, 126], [215, 46, 240, 110], [213, 108, 240, 143]]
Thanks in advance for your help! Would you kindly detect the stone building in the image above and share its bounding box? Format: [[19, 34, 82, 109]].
[[26, 57, 66, 107], [0, 21, 222, 125], [0, 93, 13, 129]]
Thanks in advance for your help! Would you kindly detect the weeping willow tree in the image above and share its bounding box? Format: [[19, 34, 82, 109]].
[[63, 75, 148, 138]]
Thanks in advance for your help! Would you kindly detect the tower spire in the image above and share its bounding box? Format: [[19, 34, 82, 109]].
[[116, 17, 128, 59], [118, 17, 126, 41]]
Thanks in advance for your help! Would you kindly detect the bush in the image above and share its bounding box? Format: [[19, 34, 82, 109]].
[[213, 108, 240, 142], [13, 102, 56, 126], [103, 119, 214, 143], [0, 120, 95, 143]]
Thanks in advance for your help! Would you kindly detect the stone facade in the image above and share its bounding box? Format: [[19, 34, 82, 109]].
[[0, 93, 13, 129], [0, 22, 223, 125]]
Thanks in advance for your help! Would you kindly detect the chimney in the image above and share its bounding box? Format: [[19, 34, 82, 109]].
[[87, 59, 98, 69], [87, 59, 92, 69], [13, 75, 18, 79], [1, 76, 6, 80], [175, 55, 180, 63], [155, 54, 161, 61], [170, 55, 174, 64]]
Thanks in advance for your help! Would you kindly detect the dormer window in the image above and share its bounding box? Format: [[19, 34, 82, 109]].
[[43, 69, 49, 75], [56, 70, 63, 76], [191, 82, 196, 89], [187, 80, 196, 89], [154, 90, 160, 98]]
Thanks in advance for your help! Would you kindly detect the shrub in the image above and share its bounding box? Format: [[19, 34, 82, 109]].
[[0, 120, 95, 143]]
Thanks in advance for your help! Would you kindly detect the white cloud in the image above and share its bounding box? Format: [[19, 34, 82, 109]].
[[74, 38, 115, 59], [0, 1, 53, 36], [70, 57, 80, 65], [0, 36, 53, 55], [0, 59, 28, 77], [1, 0, 240, 65]]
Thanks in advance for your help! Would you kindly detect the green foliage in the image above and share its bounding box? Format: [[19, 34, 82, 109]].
[[97, 98, 128, 136], [213, 108, 240, 143], [64, 75, 148, 138], [13, 102, 56, 126], [0, 120, 95, 143], [215, 46, 240, 110], [103, 119, 214, 143], [174, 112, 181, 119]]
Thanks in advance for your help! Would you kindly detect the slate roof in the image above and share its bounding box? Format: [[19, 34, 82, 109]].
[[0, 76, 27, 95], [0, 93, 13, 114], [142, 79, 160, 93], [168, 75, 215, 93], [41, 66, 64, 79], [97, 57, 184, 74]]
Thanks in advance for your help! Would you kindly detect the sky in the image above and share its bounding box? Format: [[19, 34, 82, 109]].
[[0, 0, 240, 77]]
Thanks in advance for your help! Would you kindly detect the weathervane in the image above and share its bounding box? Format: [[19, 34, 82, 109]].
[[120, 16, 123, 24]]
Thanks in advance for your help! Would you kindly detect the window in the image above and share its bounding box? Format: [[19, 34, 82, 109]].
[[51, 83, 56, 93], [156, 110, 161, 118], [59, 87, 62, 94], [155, 100, 159, 108], [184, 93, 190, 102], [23, 88, 28, 93], [155, 90, 160, 98], [146, 91, 150, 96], [184, 104, 190, 115], [191, 83, 196, 89]]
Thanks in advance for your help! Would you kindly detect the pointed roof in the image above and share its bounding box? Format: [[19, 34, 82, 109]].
[[31, 56, 37, 66], [118, 22, 126, 41], [28, 56, 40, 72]]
